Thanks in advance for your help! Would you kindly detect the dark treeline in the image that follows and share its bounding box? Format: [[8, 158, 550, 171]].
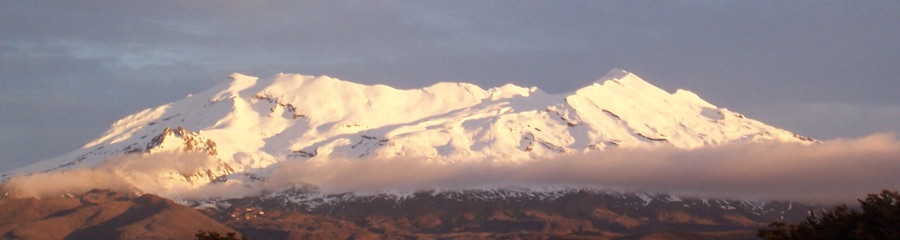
[[758, 189, 900, 240]]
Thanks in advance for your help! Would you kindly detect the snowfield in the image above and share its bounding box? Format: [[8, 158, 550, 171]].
[[2, 69, 818, 200]]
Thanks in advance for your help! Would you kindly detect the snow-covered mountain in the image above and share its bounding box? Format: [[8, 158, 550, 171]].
[[1, 69, 813, 192]]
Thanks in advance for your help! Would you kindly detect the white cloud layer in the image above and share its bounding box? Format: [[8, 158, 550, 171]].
[[5, 134, 900, 204]]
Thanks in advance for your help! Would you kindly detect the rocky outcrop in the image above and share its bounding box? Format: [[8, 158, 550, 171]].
[[146, 126, 218, 156]]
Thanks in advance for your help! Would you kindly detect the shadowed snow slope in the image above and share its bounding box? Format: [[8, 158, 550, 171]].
[[2, 69, 815, 199]]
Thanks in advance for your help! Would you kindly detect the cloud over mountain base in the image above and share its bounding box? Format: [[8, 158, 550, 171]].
[[6, 134, 900, 204]]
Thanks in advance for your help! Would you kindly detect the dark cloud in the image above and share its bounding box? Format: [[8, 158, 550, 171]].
[[1, 1, 898, 172]]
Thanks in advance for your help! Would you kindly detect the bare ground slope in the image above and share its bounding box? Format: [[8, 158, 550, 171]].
[[0, 189, 236, 240]]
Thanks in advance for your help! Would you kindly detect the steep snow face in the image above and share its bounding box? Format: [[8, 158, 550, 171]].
[[2, 69, 813, 184], [563, 70, 800, 149]]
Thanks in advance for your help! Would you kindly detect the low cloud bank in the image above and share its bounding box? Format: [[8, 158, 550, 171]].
[[259, 133, 900, 203], [5, 134, 900, 204], [4, 152, 220, 199]]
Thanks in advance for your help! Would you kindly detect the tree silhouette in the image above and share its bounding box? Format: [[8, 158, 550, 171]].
[[195, 230, 248, 240], [758, 189, 900, 240]]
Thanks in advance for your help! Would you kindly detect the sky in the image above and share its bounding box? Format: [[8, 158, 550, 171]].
[[1, 1, 898, 173]]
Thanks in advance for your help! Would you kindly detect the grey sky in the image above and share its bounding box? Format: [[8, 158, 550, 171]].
[[1, 1, 898, 172]]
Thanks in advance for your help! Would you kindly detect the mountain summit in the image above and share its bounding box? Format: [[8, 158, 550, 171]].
[[2, 69, 813, 192]]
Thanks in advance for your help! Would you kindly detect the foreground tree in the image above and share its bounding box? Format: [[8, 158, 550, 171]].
[[195, 230, 248, 240], [758, 190, 900, 240]]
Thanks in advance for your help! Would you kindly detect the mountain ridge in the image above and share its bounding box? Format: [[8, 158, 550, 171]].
[[2, 69, 814, 200], [0, 189, 237, 239]]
